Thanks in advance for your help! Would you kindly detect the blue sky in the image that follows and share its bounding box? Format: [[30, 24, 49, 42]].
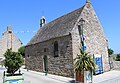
[[0, 0, 120, 54]]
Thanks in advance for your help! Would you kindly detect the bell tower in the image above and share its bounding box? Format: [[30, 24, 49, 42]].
[[40, 16, 46, 27]]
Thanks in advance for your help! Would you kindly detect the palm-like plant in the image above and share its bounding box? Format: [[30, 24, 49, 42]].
[[74, 48, 95, 72], [74, 48, 96, 82]]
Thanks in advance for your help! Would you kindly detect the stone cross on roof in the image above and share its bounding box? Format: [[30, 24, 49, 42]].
[[86, 0, 90, 3]]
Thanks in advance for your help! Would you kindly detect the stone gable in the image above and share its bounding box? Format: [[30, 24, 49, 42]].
[[0, 26, 22, 59], [71, 2, 109, 72]]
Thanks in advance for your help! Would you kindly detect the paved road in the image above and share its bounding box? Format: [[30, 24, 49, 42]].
[[1, 66, 120, 83], [0, 66, 74, 83], [22, 69, 74, 83]]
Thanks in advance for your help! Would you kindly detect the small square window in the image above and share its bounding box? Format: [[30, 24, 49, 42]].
[[44, 48, 47, 52]]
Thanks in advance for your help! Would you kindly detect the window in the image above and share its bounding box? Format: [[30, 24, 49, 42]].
[[27, 55, 29, 57], [44, 48, 49, 52], [78, 25, 81, 35], [54, 41, 58, 57], [44, 48, 47, 52]]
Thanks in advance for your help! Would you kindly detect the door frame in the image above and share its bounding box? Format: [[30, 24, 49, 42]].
[[43, 55, 48, 72]]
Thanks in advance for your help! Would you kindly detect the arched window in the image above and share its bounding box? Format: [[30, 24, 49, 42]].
[[44, 48, 47, 52], [78, 25, 81, 36], [54, 41, 58, 57]]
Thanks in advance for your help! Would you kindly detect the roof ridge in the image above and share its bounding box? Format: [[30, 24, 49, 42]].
[[27, 5, 84, 45], [45, 6, 84, 26]]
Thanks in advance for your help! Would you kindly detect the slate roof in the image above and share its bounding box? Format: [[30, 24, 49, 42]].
[[27, 6, 84, 46]]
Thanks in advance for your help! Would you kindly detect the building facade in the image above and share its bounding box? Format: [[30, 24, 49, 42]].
[[25, 1, 110, 77], [0, 26, 22, 59]]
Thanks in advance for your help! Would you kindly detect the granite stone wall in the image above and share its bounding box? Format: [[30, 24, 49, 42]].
[[25, 35, 74, 77], [71, 3, 110, 72], [25, 2, 110, 78], [0, 27, 22, 58]]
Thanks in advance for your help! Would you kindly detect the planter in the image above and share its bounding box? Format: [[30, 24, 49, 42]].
[[75, 71, 92, 83], [76, 71, 84, 83], [3, 71, 24, 83]]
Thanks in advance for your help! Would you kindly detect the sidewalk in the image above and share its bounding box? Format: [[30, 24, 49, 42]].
[[1, 65, 120, 83], [93, 70, 120, 83], [21, 67, 120, 83], [21, 68, 74, 83]]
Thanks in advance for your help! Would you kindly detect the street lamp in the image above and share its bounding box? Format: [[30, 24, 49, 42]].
[[79, 18, 85, 52]]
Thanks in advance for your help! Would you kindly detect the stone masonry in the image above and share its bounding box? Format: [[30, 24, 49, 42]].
[[0, 26, 22, 59], [71, 2, 109, 72], [25, 1, 110, 78], [26, 35, 74, 77]]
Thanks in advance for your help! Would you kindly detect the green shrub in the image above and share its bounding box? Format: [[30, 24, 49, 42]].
[[4, 49, 24, 75], [18, 46, 25, 58], [108, 48, 114, 55], [115, 54, 120, 61], [113, 56, 116, 61]]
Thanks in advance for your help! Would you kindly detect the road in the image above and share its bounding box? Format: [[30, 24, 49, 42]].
[[0, 66, 74, 83], [1, 66, 120, 83], [22, 69, 74, 83]]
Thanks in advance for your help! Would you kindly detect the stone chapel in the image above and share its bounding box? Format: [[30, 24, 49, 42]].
[[25, 0, 110, 77]]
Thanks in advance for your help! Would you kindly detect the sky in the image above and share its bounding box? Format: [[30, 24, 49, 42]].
[[0, 0, 120, 54]]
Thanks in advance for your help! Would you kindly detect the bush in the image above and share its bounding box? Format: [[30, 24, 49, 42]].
[[115, 54, 120, 61], [113, 56, 116, 61], [4, 49, 24, 75], [18, 46, 25, 58], [108, 48, 114, 55]]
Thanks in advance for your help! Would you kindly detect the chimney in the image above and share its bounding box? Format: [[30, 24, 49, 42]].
[[40, 16, 46, 27], [7, 25, 12, 33]]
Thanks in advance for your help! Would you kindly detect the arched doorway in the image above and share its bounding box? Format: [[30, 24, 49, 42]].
[[43, 55, 48, 72]]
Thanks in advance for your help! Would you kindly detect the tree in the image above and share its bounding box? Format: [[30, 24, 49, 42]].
[[108, 48, 114, 55], [74, 49, 96, 82], [4, 49, 24, 75], [18, 46, 25, 58], [115, 54, 120, 61], [108, 48, 114, 69]]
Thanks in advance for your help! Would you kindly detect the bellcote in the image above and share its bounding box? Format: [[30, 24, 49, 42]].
[[86, 0, 90, 3], [40, 16, 46, 28], [85, 0, 91, 8]]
